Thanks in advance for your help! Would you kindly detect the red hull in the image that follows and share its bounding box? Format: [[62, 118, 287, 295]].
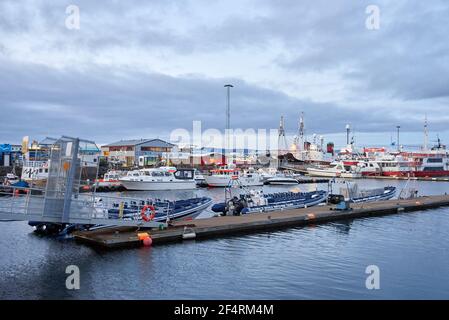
[[376, 171, 449, 177]]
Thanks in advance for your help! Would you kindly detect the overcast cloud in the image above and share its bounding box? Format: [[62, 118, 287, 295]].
[[0, 0, 448, 146]]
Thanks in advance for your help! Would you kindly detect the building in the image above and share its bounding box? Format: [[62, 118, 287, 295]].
[[101, 139, 175, 167], [0, 144, 22, 167]]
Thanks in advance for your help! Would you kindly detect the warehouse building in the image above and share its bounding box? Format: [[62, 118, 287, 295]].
[[101, 138, 175, 167]]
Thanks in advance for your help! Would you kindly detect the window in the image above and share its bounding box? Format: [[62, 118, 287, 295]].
[[427, 158, 443, 163], [423, 167, 444, 171]]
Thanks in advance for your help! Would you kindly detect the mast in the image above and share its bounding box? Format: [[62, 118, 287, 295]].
[[423, 114, 428, 151], [277, 115, 288, 168], [346, 124, 350, 146], [224, 84, 233, 163], [299, 112, 304, 149]]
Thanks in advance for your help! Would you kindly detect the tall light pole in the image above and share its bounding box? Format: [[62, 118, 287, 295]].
[[396, 125, 401, 152], [346, 124, 350, 146], [224, 84, 233, 156]]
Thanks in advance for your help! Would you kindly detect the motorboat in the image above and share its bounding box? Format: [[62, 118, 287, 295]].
[[328, 183, 396, 204], [95, 170, 124, 191], [306, 161, 362, 178], [211, 189, 327, 215], [29, 196, 213, 235], [105, 196, 213, 222], [264, 171, 299, 185], [204, 165, 263, 187], [119, 167, 197, 191], [193, 169, 206, 185]]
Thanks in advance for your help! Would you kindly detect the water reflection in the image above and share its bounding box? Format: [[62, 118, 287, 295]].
[[1, 179, 449, 299]]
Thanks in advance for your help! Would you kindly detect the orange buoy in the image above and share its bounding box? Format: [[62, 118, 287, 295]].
[[143, 236, 152, 247]]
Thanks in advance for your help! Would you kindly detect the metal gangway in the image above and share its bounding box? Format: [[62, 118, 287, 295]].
[[0, 136, 165, 228]]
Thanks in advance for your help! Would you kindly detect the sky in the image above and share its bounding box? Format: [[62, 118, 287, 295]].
[[0, 0, 448, 148]]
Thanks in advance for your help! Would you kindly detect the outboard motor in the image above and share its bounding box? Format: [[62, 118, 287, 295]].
[[328, 194, 345, 204]]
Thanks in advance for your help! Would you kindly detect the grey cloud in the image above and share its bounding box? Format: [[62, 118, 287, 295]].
[[0, 59, 442, 144], [0, 0, 448, 145]]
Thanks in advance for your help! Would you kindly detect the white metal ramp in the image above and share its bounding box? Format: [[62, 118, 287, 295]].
[[0, 136, 165, 228]]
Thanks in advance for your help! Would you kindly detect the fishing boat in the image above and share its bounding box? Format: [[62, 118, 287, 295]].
[[204, 165, 263, 187], [211, 190, 327, 215], [119, 167, 197, 191]]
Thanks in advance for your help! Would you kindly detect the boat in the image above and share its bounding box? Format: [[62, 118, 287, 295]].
[[105, 196, 213, 222], [0, 180, 30, 197], [307, 161, 362, 178], [264, 171, 299, 185], [119, 167, 197, 191], [30, 196, 213, 235], [349, 186, 396, 203], [95, 170, 124, 191], [2, 173, 20, 186], [328, 183, 396, 204], [257, 167, 279, 182], [193, 169, 206, 185], [21, 161, 50, 186], [204, 165, 263, 187], [290, 113, 334, 165], [211, 190, 327, 215]]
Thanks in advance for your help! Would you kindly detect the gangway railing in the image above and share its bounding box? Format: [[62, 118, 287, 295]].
[[0, 186, 166, 228]]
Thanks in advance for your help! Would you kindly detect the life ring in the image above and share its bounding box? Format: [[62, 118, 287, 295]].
[[140, 205, 156, 222]]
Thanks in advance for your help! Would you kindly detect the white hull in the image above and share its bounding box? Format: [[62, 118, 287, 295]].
[[205, 175, 263, 187], [340, 172, 362, 179], [120, 180, 196, 191], [264, 178, 299, 185], [306, 168, 341, 177]]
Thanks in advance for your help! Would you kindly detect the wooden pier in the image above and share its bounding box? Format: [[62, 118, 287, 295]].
[[74, 194, 449, 248]]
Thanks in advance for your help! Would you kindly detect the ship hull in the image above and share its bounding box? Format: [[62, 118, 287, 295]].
[[120, 180, 197, 191]]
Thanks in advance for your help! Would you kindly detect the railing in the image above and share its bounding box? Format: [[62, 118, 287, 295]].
[[0, 186, 166, 227]]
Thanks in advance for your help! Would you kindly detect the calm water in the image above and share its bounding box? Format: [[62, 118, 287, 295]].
[[1, 179, 449, 299]]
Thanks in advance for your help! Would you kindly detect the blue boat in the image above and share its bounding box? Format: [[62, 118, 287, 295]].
[[212, 190, 327, 215], [107, 196, 213, 222], [29, 196, 213, 236], [349, 186, 396, 203]]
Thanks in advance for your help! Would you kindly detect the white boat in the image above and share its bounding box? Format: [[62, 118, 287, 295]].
[[119, 167, 197, 191], [307, 161, 362, 178], [193, 169, 206, 184], [95, 170, 124, 190], [204, 165, 263, 187], [264, 171, 299, 185], [21, 160, 49, 185], [257, 167, 279, 182]]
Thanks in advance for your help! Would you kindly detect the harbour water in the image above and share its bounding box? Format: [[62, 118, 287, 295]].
[[1, 179, 449, 299]]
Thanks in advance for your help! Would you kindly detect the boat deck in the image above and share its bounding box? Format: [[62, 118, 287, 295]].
[[74, 194, 449, 248]]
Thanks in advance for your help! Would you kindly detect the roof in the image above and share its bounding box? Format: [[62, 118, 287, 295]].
[[103, 138, 174, 148], [39, 137, 58, 146]]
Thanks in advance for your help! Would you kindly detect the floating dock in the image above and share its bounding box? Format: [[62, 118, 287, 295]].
[[73, 194, 449, 248]]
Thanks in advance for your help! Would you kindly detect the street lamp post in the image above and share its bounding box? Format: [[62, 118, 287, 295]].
[[224, 84, 233, 159]]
